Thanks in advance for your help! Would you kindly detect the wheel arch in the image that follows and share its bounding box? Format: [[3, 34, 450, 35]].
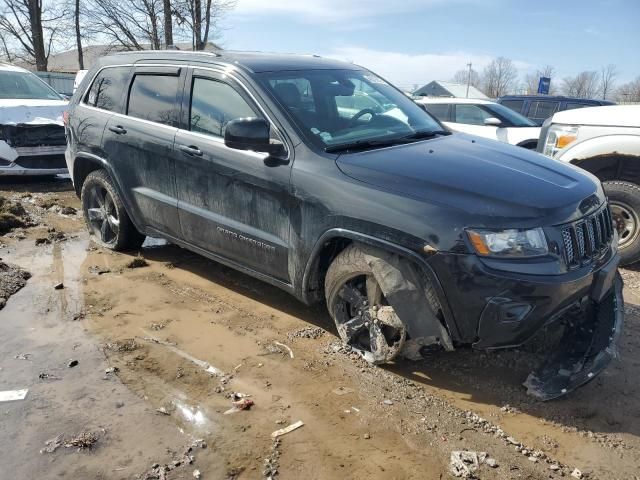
[[571, 152, 640, 184], [72, 152, 110, 197], [300, 228, 461, 342]]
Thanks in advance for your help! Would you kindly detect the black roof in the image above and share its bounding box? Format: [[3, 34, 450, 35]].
[[103, 50, 359, 73], [498, 94, 615, 105]]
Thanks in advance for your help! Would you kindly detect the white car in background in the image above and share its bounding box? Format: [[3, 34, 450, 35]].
[[539, 105, 640, 265], [415, 97, 541, 149], [0, 62, 68, 176]]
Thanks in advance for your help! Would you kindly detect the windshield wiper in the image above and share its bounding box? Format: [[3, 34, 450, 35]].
[[325, 130, 450, 153]]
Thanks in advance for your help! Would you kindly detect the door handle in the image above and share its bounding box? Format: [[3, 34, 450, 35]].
[[178, 144, 203, 156], [108, 125, 127, 135]]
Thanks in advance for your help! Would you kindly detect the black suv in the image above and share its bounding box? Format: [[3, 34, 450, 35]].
[[498, 95, 615, 126], [65, 51, 623, 400]]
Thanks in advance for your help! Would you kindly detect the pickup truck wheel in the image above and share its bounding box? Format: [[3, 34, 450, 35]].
[[604, 181, 640, 266], [325, 245, 406, 364], [81, 170, 145, 251]]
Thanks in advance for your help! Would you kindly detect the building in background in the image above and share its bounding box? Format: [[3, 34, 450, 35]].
[[413, 80, 489, 100]]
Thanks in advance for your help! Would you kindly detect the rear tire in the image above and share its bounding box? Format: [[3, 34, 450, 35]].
[[604, 180, 640, 266], [80, 170, 145, 251]]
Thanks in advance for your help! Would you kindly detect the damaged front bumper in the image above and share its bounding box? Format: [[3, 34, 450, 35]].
[[0, 123, 67, 176], [428, 249, 623, 400], [524, 269, 623, 401]]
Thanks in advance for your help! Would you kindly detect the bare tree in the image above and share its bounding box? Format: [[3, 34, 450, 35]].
[[617, 76, 640, 103], [599, 64, 617, 100], [173, 0, 235, 50], [0, 0, 67, 70], [74, 0, 83, 68], [562, 71, 599, 98], [84, 0, 163, 50], [481, 57, 518, 98], [451, 68, 481, 89], [163, 0, 172, 46]]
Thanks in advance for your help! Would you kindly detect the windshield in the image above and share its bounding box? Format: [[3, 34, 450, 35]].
[[258, 69, 443, 150], [485, 103, 536, 127], [0, 71, 63, 100]]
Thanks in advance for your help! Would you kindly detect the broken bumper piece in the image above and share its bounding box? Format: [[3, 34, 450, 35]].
[[524, 268, 623, 401]]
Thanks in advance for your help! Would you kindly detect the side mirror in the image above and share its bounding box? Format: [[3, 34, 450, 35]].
[[225, 117, 287, 159], [225, 117, 271, 152], [484, 117, 502, 126]]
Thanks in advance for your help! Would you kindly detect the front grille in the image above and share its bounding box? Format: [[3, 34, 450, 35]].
[[561, 205, 614, 268], [14, 154, 67, 169]]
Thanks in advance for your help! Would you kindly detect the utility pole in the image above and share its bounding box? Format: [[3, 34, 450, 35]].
[[466, 62, 472, 98]]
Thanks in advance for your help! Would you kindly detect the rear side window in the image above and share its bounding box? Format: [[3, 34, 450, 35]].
[[500, 100, 524, 113], [84, 67, 130, 112], [127, 74, 179, 126], [189, 77, 257, 137], [528, 101, 559, 122], [423, 104, 450, 121]]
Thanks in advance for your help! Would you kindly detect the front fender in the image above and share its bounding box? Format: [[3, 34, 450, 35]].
[[557, 134, 640, 163]]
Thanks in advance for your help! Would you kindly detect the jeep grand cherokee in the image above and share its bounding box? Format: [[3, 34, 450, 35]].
[[65, 51, 623, 400]]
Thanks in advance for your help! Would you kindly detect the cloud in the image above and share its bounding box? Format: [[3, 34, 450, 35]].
[[234, 0, 490, 22], [323, 46, 530, 90]]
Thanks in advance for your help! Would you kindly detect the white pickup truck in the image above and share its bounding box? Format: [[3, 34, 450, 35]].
[[539, 105, 640, 265]]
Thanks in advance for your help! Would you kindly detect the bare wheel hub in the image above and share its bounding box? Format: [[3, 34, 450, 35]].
[[610, 201, 639, 249], [334, 274, 406, 364]]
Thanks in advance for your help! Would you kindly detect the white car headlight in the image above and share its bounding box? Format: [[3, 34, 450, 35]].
[[542, 125, 579, 157], [466, 227, 548, 258]]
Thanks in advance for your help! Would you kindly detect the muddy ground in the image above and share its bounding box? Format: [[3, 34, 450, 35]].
[[1, 177, 640, 480]]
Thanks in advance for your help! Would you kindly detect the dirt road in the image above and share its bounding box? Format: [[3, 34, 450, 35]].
[[1, 177, 639, 479]]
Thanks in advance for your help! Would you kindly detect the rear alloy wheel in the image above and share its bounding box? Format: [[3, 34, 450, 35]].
[[81, 170, 145, 251], [604, 181, 640, 266], [325, 246, 406, 364]]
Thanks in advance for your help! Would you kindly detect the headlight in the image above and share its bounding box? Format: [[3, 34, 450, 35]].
[[466, 227, 548, 258], [542, 125, 579, 157]]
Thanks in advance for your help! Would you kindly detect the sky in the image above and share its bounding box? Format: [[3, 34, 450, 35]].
[[221, 0, 640, 91]]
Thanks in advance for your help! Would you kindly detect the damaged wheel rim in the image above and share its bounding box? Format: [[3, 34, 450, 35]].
[[333, 274, 406, 363], [86, 185, 119, 245]]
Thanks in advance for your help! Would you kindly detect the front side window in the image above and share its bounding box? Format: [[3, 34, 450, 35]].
[[0, 71, 62, 100], [566, 102, 591, 110], [454, 104, 494, 125], [258, 69, 442, 150], [484, 103, 536, 127], [190, 77, 257, 137], [84, 67, 130, 111], [127, 74, 179, 126]]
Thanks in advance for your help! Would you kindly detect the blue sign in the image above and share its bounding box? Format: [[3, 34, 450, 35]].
[[537, 77, 551, 95]]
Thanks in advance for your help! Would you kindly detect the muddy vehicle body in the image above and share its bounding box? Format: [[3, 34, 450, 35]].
[[65, 51, 623, 400]]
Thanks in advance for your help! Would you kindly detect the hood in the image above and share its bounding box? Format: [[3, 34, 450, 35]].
[[551, 105, 640, 127], [0, 99, 68, 126], [336, 133, 602, 225]]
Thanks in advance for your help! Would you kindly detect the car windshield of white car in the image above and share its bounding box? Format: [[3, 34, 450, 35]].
[[0, 71, 63, 100]]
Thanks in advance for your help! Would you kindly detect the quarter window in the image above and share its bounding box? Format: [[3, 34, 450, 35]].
[[127, 74, 179, 126], [84, 67, 130, 112], [189, 77, 257, 137]]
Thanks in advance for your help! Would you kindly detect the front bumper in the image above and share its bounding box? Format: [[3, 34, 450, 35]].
[[0, 143, 67, 176], [429, 250, 623, 400]]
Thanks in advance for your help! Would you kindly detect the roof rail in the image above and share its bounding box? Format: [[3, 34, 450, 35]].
[[113, 49, 221, 57]]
